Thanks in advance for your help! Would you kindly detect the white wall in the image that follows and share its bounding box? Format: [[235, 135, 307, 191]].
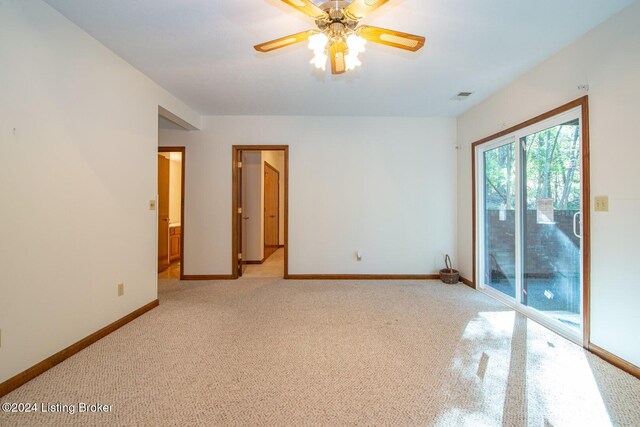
[[169, 157, 182, 224], [262, 150, 285, 246], [456, 2, 640, 366], [160, 116, 457, 276], [242, 151, 263, 261], [0, 0, 199, 383]]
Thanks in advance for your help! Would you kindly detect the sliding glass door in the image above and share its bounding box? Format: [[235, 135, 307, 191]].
[[482, 141, 516, 298], [476, 106, 585, 343], [521, 118, 582, 331]]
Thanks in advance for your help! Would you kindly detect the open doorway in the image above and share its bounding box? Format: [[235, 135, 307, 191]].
[[232, 146, 288, 279], [158, 147, 185, 280]]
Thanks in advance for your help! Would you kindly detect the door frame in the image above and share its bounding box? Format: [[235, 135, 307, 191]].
[[232, 145, 289, 279], [158, 146, 186, 280], [471, 96, 591, 348]]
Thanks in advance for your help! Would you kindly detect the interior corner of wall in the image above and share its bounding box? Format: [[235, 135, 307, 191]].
[[158, 105, 201, 131]]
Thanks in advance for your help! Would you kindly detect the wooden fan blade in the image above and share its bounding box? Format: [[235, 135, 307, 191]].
[[344, 0, 389, 20], [254, 30, 317, 52], [280, 0, 329, 20], [356, 26, 425, 51], [330, 41, 347, 74]]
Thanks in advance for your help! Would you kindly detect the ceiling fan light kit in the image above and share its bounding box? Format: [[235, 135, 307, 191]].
[[254, 0, 425, 75]]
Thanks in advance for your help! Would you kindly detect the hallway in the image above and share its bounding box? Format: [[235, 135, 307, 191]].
[[243, 248, 284, 278]]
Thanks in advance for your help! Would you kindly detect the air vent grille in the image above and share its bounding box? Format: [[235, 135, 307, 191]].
[[451, 91, 473, 101]]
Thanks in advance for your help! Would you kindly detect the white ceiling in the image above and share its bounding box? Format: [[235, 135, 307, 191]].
[[44, 0, 634, 117]]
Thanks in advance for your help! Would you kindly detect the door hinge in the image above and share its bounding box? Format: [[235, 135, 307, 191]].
[[238, 162, 242, 168], [237, 207, 242, 214], [238, 253, 242, 260]]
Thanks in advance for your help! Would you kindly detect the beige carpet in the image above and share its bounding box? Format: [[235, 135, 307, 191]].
[[1, 278, 639, 426]]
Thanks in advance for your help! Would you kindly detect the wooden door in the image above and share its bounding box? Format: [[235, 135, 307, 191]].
[[264, 162, 279, 260], [157, 154, 170, 273]]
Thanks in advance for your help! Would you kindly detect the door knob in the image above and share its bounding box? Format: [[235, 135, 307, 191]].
[[269, 215, 276, 218], [243, 217, 250, 220]]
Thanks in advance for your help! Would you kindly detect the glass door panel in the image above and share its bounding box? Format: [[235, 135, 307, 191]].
[[476, 106, 585, 343], [483, 142, 516, 298], [521, 119, 582, 332]]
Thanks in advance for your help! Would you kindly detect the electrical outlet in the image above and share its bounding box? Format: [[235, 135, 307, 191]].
[[117, 283, 124, 297], [149, 200, 157, 210], [595, 196, 609, 212]]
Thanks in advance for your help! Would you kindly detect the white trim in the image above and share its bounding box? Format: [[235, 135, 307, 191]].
[[515, 137, 523, 306], [519, 107, 581, 137]]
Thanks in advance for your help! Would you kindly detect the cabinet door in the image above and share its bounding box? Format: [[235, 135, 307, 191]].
[[169, 231, 180, 261]]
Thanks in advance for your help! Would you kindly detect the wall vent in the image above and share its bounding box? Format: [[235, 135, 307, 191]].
[[451, 91, 473, 101]]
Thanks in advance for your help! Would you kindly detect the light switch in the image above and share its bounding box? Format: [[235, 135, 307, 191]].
[[594, 196, 609, 212], [149, 200, 157, 210]]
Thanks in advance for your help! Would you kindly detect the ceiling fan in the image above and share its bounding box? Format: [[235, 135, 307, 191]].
[[254, 0, 425, 75]]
